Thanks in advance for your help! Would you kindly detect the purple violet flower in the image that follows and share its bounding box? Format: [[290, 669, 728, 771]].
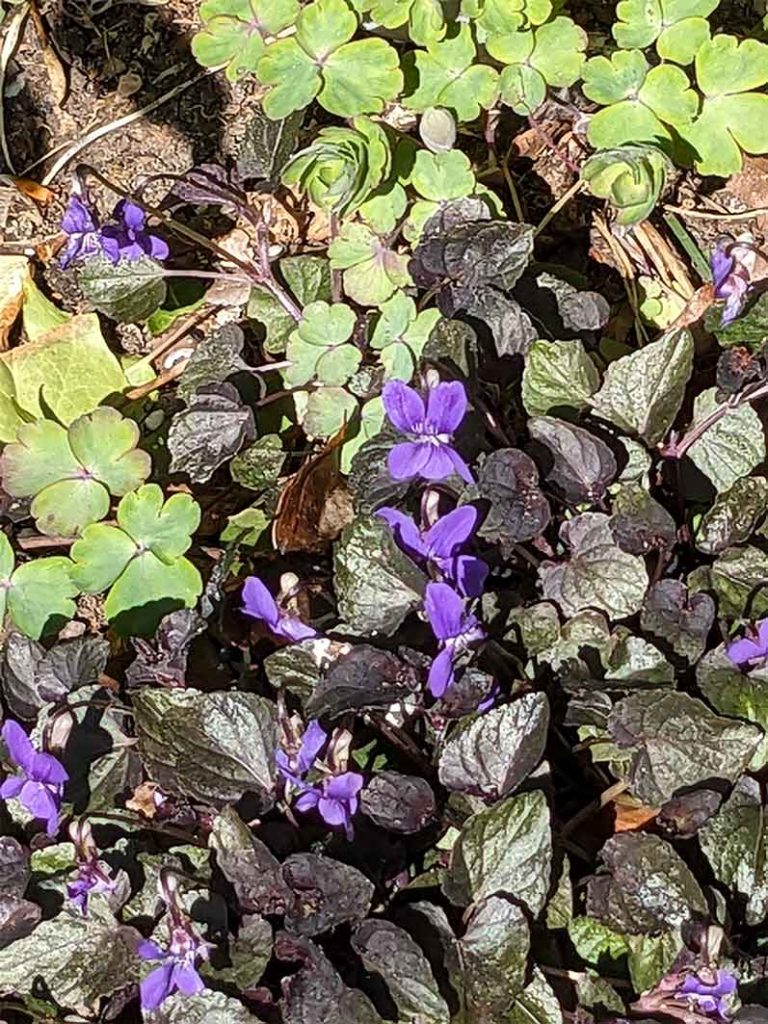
[[382, 379, 473, 483], [59, 194, 103, 269], [101, 200, 170, 264], [138, 926, 208, 1011], [711, 239, 752, 327], [674, 969, 737, 1018], [424, 581, 485, 698], [725, 618, 768, 670], [294, 770, 364, 840], [0, 720, 68, 836], [66, 820, 117, 915], [242, 576, 317, 642], [276, 720, 328, 789], [377, 505, 488, 597]]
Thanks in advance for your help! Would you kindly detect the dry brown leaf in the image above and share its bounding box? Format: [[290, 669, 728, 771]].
[[0, 254, 30, 349], [612, 792, 659, 833], [272, 427, 352, 553], [7, 176, 54, 205], [126, 781, 165, 819]]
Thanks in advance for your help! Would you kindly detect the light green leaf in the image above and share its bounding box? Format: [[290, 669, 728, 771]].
[[591, 328, 693, 446], [612, 0, 717, 50], [411, 149, 475, 200], [21, 276, 70, 341], [509, 968, 563, 1024], [104, 551, 202, 636], [677, 92, 768, 177], [499, 64, 546, 114], [582, 49, 649, 105], [191, 0, 299, 80], [370, 290, 440, 382], [695, 34, 768, 96], [0, 313, 128, 442], [258, 39, 321, 118], [117, 484, 200, 562], [221, 506, 270, 546], [461, 896, 530, 1021], [405, 25, 499, 122], [443, 790, 552, 914], [70, 523, 136, 593], [522, 338, 600, 416], [340, 397, 385, 472], [68, 407, 150, 495], [528, 16, 587, 87], [296, 0, 356, 52], [321, 38, 403, 117], [285, 300, 360, 386], [298, 386, 359, 438], [639, 64, 698, 125], [657, 17, 710, 64], [329, 222, 411, 306], [697, 647, 768, 771], [687, 387, 765, 493], [6, 558, 78, 640]]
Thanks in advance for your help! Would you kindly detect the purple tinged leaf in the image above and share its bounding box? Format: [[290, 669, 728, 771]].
[[360, 771, 437, 833], [282, 852, 373, 937]]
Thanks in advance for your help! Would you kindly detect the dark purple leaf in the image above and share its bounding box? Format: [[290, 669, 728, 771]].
[[306, 644, 421, 719], [126, 608, 208, 689], [282, 853, 373, 937], [360, 771, 437, 833], [528, 416, 617, 504], [472, 448, 551, 550], [640, 581, 715, 663]]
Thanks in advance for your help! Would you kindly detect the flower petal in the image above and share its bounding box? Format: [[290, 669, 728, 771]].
[[62, 196, 96, 235], [377, 508, 427, 559], [242, 577, 281, 629], [297, 721, 328, 773], [445, 445, 474, 484], [382, 380, 425, 434], [448, 555, 489, 599], [29, 751, 68, 785], [418, 443, 460, 481], [117, 200, 146, 232], [428, 647, 455, 698], [425, 381, 467, 434], [279, 616, 318, 642], [388, 441, 432, 481], [137, 940, 166, 962], [425, 581, 466, 641], [711, 244, 734, 292], [295, 787, 320, 813], [2, 720, 35, 772], [324, 771, 363, 802], [424, 506, 477, 559], [147, 234, 170, 261], [20, 781, 59, 835], [317, 796, 347, 827], [140, 962, 175, 1011], [0, 775, 24, 799], [172, 963, 205, 997], [726, 635, 764, 667]]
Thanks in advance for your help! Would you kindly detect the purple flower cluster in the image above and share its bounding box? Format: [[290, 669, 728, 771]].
[[138, 926, 208, 1010], [67, 820, 117, 915], [59, 193, 169, 269], [380, 376, 488, 701], [277, 720, 363, 839], [711, 238, 753, 327], [0, 720, 68, 836]]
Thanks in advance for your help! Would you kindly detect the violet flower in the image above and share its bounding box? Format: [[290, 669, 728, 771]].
[[294, 771, 364, 840], [242, 576, 317, 642], [711, 239, 752, 327], [424, 581, 485, 698], [377, 505, 488, 597], [382, 378, 473, 483], [276, 720, 327, 789], [59, 194, 103, 269], [725, 618, 768, 670], [138, 926, 208, 1011], [101, 200, 169, 264], [0, 720, 68, 836], [674, 969, 737, 1018]]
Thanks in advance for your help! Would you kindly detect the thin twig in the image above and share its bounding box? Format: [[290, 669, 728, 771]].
[[16, 532, 75, 550], [0, 3, 30, 174], [129, 305, 214, 375], [498, 144, 525, 222], [40, 71, 210, 185], [534, 179, 584, 238], [125, 359, 188, 400], [664, 203, 768, 222]]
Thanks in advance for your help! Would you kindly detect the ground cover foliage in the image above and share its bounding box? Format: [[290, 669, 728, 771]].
[[2, 0, 768, 1021]]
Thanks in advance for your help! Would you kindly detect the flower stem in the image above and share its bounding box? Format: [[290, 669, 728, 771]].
[[660, 378, 768, 460]]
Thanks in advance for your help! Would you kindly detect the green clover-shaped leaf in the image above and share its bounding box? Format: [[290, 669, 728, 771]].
[[582, 145, 672, 225], [613, 0, 717, 61], [370, 290, 441, 380], [368, 0, 446, 46], [584, 51, 697, 149], [676, 35, 768, 176], [257, 0, 402, 118], [0, 407, 151, 538], [404, 25, 499, 122], [294, 386, 359, 438], [191, 0, 299, 81], [0, 533, 77, 639], [490, 17, 587, 115], [465, 0, 526, 36], [285, 300, 362, 386], [411, 149, 476, 201], [70, 484, 202, 636], [329, 222, 412, 306]]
